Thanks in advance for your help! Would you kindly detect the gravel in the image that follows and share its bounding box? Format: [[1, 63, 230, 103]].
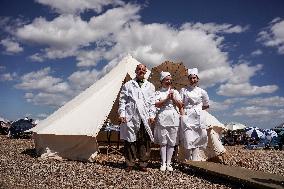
[[0, 135, 283, 189], [223, 145, 284, 176]]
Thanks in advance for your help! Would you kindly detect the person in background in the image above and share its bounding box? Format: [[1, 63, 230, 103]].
[[179, 68, 210, 161], [154, 71, 183, 171], [118, 64, 156, 172]]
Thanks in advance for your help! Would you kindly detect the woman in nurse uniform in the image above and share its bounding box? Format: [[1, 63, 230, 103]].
[[180, 68, 210, 161], [154, 71, 183, 171]]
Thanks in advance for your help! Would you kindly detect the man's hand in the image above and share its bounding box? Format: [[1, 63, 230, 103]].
[[118, 117, 126, 124], [148, 118, 155, 126]]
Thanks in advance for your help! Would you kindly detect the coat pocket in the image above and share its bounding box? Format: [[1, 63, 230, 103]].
[[125, 103, 134, 122]]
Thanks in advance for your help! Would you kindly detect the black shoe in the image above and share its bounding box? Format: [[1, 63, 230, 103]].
[[139, 166, 147, 172], [125, 166, 133, 172]]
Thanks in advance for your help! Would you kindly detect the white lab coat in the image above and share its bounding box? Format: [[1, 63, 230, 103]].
[[118, 79, 155, 142], [180, 86, 210, 149], [154, 88, 181, 146]]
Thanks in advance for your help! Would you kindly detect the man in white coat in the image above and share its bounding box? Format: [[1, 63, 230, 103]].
[[118, 64, 156, 172]]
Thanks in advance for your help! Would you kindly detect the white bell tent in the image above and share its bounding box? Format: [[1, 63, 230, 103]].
[[29, 55, 146, 162], [225, 122, 247, 131]]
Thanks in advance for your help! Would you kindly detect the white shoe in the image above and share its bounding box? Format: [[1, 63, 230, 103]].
[[192, 148, 200, 161], [160, 164, 166, 171], [166, 164, 173, 172]]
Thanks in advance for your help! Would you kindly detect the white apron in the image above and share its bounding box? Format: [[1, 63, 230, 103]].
[[154, 88, 181, 146], [180, 86, 209, 149]]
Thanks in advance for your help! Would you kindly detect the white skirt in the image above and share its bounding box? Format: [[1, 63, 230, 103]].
[[154, 125, 179, 146], [180, 115, 208, 149]]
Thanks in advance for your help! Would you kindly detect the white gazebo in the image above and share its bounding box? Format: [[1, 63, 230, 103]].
[[225, 122, 247, 131]]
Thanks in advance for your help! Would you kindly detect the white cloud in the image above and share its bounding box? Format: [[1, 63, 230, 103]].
[[257, 18, 284, 54], [233, 106, 271, 117], [210, 98, 245, 112], [13, 2, 249, 90], [115, 22, 230, 70], [16, 4, 140, 62], [210, 100, 230, 111], [76, 50, 103, 67], [229, 64, 262, 84], [68, 69, 99, 91], [37, 113, 48, 118], [198, 66, 233, 88], [0, 38, 23, 54], [0, 72, 17, 81], [35, 0, 124, 14], [251, 49, 263, 56], [233, 106, 284, 119], [182, 22, 248, 34], [25, 92, 68, 107], [10, 3, 273, 108], [217, 82, 278, 97], [246, 96, 284, 107], [16, 15, 94, 49], [29, 53, 44, 62], [15, 67, 71, 93], [217, 63, 278, 96]]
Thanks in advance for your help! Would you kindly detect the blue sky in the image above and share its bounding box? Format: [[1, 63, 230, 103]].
[[0, 0, 284, 129]]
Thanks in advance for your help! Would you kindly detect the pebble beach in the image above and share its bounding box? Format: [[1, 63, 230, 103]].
[[0, 135, 283, 189]]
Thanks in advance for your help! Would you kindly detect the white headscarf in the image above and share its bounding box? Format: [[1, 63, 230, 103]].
[[160, 71, 171, 81], [188, 68, 198, 77]]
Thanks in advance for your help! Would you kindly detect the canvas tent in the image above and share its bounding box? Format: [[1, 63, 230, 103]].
[[29, 55, 147, 161], [225, 122, 246, 131]]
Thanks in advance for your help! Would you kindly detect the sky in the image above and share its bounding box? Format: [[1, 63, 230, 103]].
[[0, 0, 284, 129]]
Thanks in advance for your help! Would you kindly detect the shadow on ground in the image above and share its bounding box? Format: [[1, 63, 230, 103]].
[[21, 148, 38, 158]]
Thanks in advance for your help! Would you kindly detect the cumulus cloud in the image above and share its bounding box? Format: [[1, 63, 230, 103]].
[[217, 82, 278, 97], [217, 63, 278, 96], [233, 106, 284, 119], [8, 2, 273, 108], [35, 0, 124, 14], [25, 92, 68, 107], [246, 96, 284, 107], [13, 1, 249, 92], [257, 17, 284, 54], [68, 69, 99, 91], [210, 100, 230, 111], [0, 38, 23, 54], [14, 53, 125, 107], [210, 98, 245, 112], [181, 22, 248, 34], [75, 49, 105, 67], [229, 64, 262, 84], [251, 49, 263, 56], [16, 15, 95, 49], [15, 67, 71, 94], [0, 72, 17, 81], [16, 4, 140, 61], [37, 113, 48, 118]]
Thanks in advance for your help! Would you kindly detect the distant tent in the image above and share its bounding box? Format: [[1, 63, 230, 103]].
[[225, 122, 246, 131], [274, 123, 284, 131], [9, 119, 34, 137], [29, 55, 148, 161], [0, 120, 11, 135]]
